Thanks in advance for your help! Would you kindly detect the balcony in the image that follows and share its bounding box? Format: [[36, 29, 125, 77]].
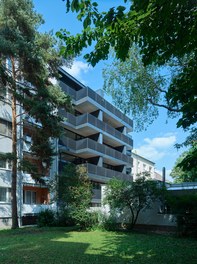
[[59, 80, 133, 129], [86, 163, 132, 181], [22, 204, 54, 215], [59, 111, 133, 147], [59, 136, 132, 164]]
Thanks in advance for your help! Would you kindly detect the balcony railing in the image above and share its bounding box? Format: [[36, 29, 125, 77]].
[[86, 163, 132, 181], [59, 111, 133, 147], [59, 81, 133, 128], [59, 136, 132, 164]]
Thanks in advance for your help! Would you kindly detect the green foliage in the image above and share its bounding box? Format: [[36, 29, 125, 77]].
[[60, 0, 196, 131], [0, 0, 73, 177], [170, 143, 197, 183], [55, 164, 93, 229], [105, 172, 161, 229], [166, 193, 197, 237], [0, 0, 72, 228], [103, 46, 165, 130], [56, 208, 75, 227], [98, 211, 118, 231], [37, 209, 56, 227], [71, 210, 99, 230]]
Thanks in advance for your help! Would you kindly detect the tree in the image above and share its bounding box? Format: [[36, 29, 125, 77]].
[[166, 193, 197, 237], [59, 0, 196, 130], [104, 172, 161, 229], [55, 163, 93, 229], [0, 0, 72, 229], [103, 46, 171, 131], [171, 143, 197, 183]]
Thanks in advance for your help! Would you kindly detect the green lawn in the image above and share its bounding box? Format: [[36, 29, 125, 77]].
[[0, 227, 197, 264]]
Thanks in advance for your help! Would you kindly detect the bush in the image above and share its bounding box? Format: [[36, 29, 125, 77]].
[[71, 209, 99, 230], [167, 194, 197, 237], [37, 209, 56, 227], [98, 212, 118, 231], [56, 208, 75, 227]]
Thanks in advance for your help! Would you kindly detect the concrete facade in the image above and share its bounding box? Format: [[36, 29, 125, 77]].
[[0, 68, 133, 227]]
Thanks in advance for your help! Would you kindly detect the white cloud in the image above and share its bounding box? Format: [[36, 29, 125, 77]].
[[62, 60, 92, 84], [144, 135, 176, 148], [134, 133, 177, 162]]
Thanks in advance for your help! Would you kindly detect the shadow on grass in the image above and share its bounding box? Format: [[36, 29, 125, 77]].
[[94, 231, 197, 264], [0, 228, 197, 264]]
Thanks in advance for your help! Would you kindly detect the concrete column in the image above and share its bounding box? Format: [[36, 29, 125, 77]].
[[122, 165, 126, 174], [123, 145, 126, 155], [98, 156, 103, 167], [98, 133, 103, 144], [98, 110, 103, 121], [122, 126, 127, 135]]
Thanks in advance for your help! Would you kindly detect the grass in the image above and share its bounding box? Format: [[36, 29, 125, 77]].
[[0, 227, 197, 264]]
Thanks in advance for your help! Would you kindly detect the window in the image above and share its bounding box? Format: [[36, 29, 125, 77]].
[[0, 154, 12, 170], [0, 87, 6, 99], [92, 181, 101, 190], [0, 187, 11, 203], [23, 190, 36, 204], [0, 118, 12, 137], [0, 159, 6, 168], [0, 87, 12, 102], [137, 161, 140, 170]]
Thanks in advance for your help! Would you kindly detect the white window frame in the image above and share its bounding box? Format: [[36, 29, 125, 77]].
[[0, 154, 12, 170], [0, 187, 11, 203], [23, 190, 37, 205], [0, 118, 12, 138]]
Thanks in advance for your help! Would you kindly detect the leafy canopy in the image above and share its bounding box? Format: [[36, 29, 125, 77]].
[[104, 172, 162, 229], [59, 0, 197, 130], [171, 143, 197, 183], [54, 163, 93, 229], [0, 0, 72, 176]]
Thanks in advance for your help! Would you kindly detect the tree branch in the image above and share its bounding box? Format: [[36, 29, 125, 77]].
[[147, 97, 181, 112]]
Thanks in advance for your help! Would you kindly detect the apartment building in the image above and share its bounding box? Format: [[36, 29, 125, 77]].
[[0, 68, 133, 227], [57, 68, 133, 207], [131, 151, 162, 181]]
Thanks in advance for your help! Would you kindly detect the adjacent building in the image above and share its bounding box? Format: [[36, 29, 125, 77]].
[[0, 68, 133, 227], [131, 151, 162, 181]]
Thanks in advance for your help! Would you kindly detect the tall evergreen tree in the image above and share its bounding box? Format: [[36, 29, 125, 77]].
[[0, 0, 72, 229]]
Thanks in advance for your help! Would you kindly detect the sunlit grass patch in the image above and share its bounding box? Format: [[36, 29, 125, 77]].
[[0, 227, 197, 263]]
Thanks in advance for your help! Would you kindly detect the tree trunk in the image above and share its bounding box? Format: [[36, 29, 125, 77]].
[[11, 57, 19, 229]]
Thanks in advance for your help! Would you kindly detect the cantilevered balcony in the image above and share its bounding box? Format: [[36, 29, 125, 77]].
[[59, 79, 133, 129], [86, 163, 132, 182], [59, 111, 133, 147], [59, 136, 132, 165]]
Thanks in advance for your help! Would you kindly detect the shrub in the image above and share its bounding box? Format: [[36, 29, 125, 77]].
[[98, 212, 118, 231], [37, 209, 56, 227], [56, 208, 75, 227], [71, 209, 99, 230], [167, 193, 197, 237]]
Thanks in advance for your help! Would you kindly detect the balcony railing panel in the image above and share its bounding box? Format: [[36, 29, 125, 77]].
[[59, 136, 132, 164], [60, 81, 133, 128], [86, 163, 131, 181], [59, 111, 133, 147]]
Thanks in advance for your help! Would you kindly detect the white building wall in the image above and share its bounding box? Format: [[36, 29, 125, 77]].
[[132, 152, 155, 180]]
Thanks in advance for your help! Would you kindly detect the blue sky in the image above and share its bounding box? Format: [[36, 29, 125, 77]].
[[33, 0, 189, 181]]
